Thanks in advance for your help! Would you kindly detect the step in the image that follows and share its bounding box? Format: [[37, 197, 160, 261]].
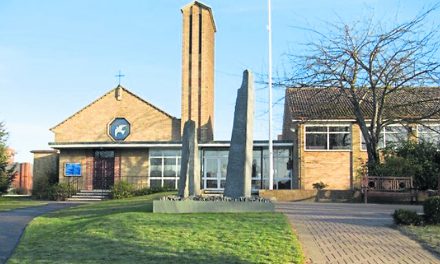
[[74, 192, 110, 196], [66, 197, 104, 202], [68, 189, 111, 202], [78, 189, 111, 193], [71, 195, 109, 199]]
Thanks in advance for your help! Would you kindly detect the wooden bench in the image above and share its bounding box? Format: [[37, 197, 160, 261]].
[[361, 176, 417, 204]]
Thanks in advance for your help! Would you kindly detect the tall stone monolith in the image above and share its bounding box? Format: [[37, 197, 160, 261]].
[[178, 120, 200, 198], [224, 70, 254, 198]]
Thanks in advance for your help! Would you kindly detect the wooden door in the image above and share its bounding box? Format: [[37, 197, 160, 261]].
[[93, 150, 115, 190]]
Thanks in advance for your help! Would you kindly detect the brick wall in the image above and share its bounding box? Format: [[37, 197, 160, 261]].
[[58, 148, 150, 190], [32, 150, 59, 193], [58, 149, 89, 189], [52, 88, 181, 143], [297, 123, 369, 190], [120, 149, 149, 188]]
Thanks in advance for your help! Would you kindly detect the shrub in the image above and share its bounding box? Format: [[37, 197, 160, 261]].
[[423, 196, 440, 224], [32, 172, 59, 199], [12, 187, 27, 195], [0, 164, 16, 194], [133, 186, 176, 196], [393, 209, 423, 225], [48, 183, 75, 201], [110, 181, 134, 199], [374, 141, 440, 190], [312, 181, 328, 190]]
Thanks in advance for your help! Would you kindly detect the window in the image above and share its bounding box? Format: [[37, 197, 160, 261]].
[[149, 149, 180, 189], [361, 125, 409, 150], [202, 150, 228, 190], [263, 149, 291, 189], [252, 150, 263, 191], [305, 125, 351, 150], [418, 124, 440, 146]]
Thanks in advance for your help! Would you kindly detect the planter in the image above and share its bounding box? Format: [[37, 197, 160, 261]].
[[153, 199, 274, 213]]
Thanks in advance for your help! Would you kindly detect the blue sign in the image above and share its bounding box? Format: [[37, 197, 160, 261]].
[[109, 118, 130, 141], [65, 163, 81, 177]]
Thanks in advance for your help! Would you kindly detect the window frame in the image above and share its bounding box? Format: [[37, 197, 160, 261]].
[[148, 149, 181, 189], [201, 149, 228, 190], [304, 124, 352, 151], [417, 123, 440, 145], [360, 124, 409, 151]]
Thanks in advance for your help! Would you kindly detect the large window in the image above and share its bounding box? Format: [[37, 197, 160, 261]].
[[149, 149, 181, 189], [202, 148, 293, 191], [418, 124, 440, 146], [305, 125, 351, 150], [361, 125, 409, 150]]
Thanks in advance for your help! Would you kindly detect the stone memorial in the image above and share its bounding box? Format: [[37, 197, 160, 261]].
[[154, 70, 273, 213], [224, 70, 254, 198], [178, 120, 200, 197]]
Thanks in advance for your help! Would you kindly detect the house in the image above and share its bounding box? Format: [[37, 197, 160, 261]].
[[281, 87, 440, 190]]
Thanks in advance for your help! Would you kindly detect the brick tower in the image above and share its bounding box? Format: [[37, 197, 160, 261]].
[[181, 1, 216, 142]]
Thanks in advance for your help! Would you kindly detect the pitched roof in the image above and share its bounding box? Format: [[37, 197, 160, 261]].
[[285, 87, 440, 121], [51, 85, 179, 131]]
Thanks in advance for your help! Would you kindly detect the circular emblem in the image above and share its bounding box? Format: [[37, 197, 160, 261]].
[[109, 118, 130, 141]]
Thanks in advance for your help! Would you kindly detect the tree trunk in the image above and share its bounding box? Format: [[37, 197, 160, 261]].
[[365, 138, 380, 175], [438, 173, 440, 193]]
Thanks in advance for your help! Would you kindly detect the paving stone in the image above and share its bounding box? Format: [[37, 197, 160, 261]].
[[276, 202, 440, 264]]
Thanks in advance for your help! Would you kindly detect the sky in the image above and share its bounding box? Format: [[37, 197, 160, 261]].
[[1, 0, 439, 163]]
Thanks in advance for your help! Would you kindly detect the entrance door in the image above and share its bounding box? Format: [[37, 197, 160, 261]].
[[93, 150, 115, 190], [202, 150, 228, 190]]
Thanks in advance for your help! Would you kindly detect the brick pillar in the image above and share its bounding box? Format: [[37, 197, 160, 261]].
[[114, 150, 121, 183], [21, 163, 32, 193], [85, 151, 94, 190]]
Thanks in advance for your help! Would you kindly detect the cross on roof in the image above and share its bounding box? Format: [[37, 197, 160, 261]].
[[115, 70, 125, 85]]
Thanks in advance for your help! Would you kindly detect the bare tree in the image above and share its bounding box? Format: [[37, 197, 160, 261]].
[[285, 8, 440, 170]]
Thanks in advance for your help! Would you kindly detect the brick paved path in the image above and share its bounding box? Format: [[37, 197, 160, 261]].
[[276, 202, 440, 264]]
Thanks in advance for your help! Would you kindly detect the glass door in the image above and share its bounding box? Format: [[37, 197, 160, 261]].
[[202, 150, 228, 190]]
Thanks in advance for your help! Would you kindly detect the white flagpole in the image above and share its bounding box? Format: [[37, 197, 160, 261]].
[[268, 0, 274, 190]]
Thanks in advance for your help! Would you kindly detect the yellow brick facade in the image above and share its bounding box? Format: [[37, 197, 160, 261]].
[[51, 87, 181, 143], [119, 149, 149, 188], [49, 87, 182, 190], [31, 150, 59, 184], [58, 148, 151, 190], [295, 123, 368, 190], [58, 149, 88, 188]]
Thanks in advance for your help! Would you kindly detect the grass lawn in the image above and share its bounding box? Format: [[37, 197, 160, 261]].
[[401, 225, 440, 255], [8, 193, 303, 264], [0, 197, 47, 211]]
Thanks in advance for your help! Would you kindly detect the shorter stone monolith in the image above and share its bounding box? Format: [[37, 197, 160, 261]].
[[178, 120, 200, 197]]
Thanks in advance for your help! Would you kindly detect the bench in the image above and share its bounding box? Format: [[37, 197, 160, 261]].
[[361, 176, 417, 204]]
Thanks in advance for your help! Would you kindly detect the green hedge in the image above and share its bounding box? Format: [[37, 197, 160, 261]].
[[423, 196, 440, 224], [110, 181, 176, 199], [110, 181, 134, 199], [393, 209, 422, 226], [48, 183, 76, 201]]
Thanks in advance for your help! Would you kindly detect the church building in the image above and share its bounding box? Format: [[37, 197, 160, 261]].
[[32, 1, 293, 194]]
